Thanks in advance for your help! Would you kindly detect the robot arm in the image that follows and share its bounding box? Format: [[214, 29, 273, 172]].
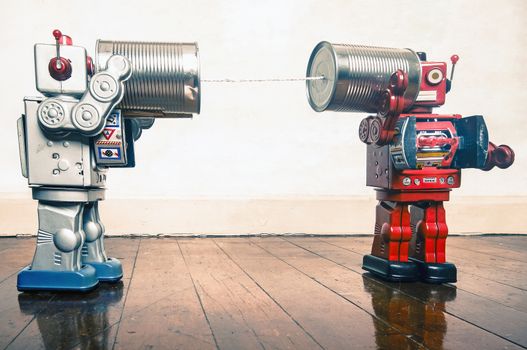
[[358, 70, 408, 146], [482, 142, 515, 171], [37, 54, 131, 137]]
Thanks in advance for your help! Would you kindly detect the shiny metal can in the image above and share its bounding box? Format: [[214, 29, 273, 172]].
[[96, 40, 200, 116], [306, 41, 421, 113]]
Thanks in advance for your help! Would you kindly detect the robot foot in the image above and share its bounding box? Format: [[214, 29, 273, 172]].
[[362, 254, 419, 282], [17, 265, 99, 292], [85, 258, 123, 283], [410, 258, 457, 284]]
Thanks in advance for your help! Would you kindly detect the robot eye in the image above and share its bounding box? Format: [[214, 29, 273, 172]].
[[426, 68, 443, 85]]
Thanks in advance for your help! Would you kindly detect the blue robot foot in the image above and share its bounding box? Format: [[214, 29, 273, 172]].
[[17, 265, 99, 292], [362, 254, 419, 282], [85, 258, 123, 283], [410, 258, 457, 284]]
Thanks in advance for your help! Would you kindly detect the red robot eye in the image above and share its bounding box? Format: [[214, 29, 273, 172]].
[[426, 68, 443, 85]]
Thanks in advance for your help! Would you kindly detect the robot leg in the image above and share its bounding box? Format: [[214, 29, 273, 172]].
[[362, 201, 419, 282], [17, 201, 98, 292], [82, 201, 123, 282], [409, 202, 457, 284]]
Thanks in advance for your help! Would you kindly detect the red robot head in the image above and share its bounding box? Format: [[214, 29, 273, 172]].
[[411, 52, 459, 111]]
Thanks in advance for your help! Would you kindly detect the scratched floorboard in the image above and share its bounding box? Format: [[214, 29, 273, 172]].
[[0, 235, 525, 349]]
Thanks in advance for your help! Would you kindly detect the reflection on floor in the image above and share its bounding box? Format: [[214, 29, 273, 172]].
[[1, 236, 526, 349]]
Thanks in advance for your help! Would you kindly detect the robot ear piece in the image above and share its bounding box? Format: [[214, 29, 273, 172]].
[[446, 79, 452, 93], [389, 70, 408, 94]]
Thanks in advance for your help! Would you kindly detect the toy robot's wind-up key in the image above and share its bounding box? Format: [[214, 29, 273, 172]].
[[306, 41, 514, 284], [16, 30, 200, 292]]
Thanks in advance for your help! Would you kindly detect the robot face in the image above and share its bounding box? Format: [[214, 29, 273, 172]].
[[34, 42, 88, 97], [414, 61, 447, 108]]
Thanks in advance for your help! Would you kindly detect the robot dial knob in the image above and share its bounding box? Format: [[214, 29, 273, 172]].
[[90, 74, 119, 102], [38, 100, 66, 130], [72, 103, 101, 132]]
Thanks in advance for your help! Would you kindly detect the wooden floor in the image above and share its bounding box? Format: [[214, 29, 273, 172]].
[[1, 236, 526, 350]]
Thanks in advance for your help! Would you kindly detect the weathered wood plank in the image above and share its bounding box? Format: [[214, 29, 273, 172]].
[[448, 236, 527, 263], [0, 239, 35, 284], [1, 236, 526, 350], [113, 239, 217, 350], [482, 236, 527, 251], [304, 237, 527, 348], [179, 238, 321, 350], [275, 237, 523, 350], [216, 238, 422, 350], [321, 236, 527, 312], [5, 238, 140, 350], [0, 276, 54, 349]]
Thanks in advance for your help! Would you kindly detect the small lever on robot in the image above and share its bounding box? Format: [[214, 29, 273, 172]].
[[450, 55, 459, 82], [48, 29, 72, 81]]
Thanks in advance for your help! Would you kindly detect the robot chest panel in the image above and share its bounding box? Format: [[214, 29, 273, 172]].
[[366, 116, 463, 191], [366, 144, 461, 191], [24, 99, 106, 188], [390, 117, 459, 170]]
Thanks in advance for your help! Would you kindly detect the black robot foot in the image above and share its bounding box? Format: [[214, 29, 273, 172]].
[[410, 258, 457, 284], [362, 254, 419, 282]]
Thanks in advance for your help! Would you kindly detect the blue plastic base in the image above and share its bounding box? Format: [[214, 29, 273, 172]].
[[410, 258, 457, 284], [85, 258, 123, 282], [17, 265, 99, 292], [362, 254, 419, 282]]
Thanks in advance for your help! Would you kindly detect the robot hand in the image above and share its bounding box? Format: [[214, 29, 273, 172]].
[[483, 142, 515, 171]]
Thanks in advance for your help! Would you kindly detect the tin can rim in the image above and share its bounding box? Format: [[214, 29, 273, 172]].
[[306, 41, 338, 112]]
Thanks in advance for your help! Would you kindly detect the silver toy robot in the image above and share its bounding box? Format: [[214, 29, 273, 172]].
[[17, 30, 200, 291]]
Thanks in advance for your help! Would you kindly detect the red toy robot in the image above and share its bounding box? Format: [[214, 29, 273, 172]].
[[306, 42, 514, 283]]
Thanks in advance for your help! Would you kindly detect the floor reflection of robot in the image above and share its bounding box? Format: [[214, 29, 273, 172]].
[[362, 275, 456, 348], [17, 282, 123, 349], [17, 30, 200, 291], [306, 42, 514, 283]]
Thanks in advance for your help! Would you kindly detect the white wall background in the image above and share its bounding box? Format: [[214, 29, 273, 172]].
[[0, 0, 525, 201]]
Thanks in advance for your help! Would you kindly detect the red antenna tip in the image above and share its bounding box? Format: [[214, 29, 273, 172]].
[[450, 55, 459, 64], [52, 29, 62, 40]]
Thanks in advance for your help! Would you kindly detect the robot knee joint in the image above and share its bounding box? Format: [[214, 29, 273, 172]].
[[54, 229, 82, 252], [84, 221, 103, 242]]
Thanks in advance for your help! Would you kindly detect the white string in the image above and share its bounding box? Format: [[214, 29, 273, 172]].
[[201, 76, 325, 83]]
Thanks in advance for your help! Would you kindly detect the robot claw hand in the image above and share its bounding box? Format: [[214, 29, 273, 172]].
[[483, 142, 515, 170]]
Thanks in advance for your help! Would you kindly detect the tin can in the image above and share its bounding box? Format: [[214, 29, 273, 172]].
[[306, 41, 421, 113], [96, 40, 200, 116]]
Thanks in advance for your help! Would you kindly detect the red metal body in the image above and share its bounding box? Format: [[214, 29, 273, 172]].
[[361, 54, 514, 282]]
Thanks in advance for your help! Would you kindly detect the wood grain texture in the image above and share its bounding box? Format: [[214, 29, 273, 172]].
[[215, 238, 422, 349], [178, 238, 321, 349], [314, 236, 527, 348], [4, 238, 139, 350], [259, 237, 518, 350], [0, 236, 526, 349], [112, 239, 217, 350]]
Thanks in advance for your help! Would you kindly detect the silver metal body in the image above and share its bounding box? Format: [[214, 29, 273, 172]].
[[306, 41, 421, 113], [19, 36, 201, 283], [96, 40, 201, 117], [29, 188, 106, 273], [18, 46, 128, 273], [34, 44, 88, 97]]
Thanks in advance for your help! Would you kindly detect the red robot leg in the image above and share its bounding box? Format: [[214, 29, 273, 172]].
[[409, 202, 457, 283], [362, 201, 419, 282]]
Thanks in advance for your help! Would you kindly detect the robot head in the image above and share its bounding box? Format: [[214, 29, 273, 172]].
[[305, 42, 459, 114], [34, 30, 93, 97], [412, 52, 459, 110]]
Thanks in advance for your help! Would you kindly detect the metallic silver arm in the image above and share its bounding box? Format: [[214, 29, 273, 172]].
[[17, 116, 28, 178], [36, 55, 131, 137]]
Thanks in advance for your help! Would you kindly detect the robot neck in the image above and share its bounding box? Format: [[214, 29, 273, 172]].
[[407, 106, 434, 114]]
